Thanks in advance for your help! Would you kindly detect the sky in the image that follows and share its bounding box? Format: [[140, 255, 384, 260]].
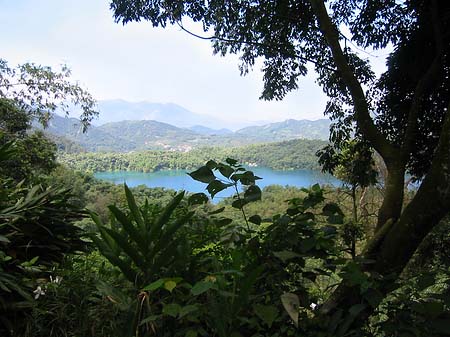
[[0, 0, 387, 125]]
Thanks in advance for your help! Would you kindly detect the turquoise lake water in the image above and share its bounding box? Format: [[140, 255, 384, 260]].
[[94, 167, 341, 201]]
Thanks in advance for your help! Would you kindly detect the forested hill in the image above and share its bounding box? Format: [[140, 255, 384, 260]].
[[38, 114, 330, 152], [58, 138, 326, 173]]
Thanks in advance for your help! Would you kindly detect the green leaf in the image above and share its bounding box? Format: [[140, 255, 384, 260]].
[[218, 164, 234, 178], [164, 280, 177, 292], [253, 304, 279, 328], [208, 207, 225, 215], [248, 214, 262, 225], [205, 160, 218, 169], [244, 185, 261, 202], [149, 191, 185, 246], [142, 278, 165, 291], [191, 281, 214, 296], [139, 315, 161, 325], [108, 205, 147, 254], [188, 193, 209, 205], [206, 180, 233, 198], [124, 184, 145, 230], [299, 237, 316, 253], [273, 250, 301, 262], [188, 166, 216, 183], [281, 293, 299, 327], [0, 235, 10, 243], [225, 158, 238, 166], [322, 202, 344, 216], [102, 227, 145, 269], [163, 303, 182, 318], [232, 199, 247, 210], [179, 304, 199, 318], [215, 218, 233, 227]]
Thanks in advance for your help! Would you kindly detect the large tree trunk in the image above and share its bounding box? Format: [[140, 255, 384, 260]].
[[375, 161, 405, 230], [319, 109, 450, 333]]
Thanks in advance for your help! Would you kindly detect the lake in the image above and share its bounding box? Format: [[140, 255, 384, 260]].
[[94, 167, 341, 201]]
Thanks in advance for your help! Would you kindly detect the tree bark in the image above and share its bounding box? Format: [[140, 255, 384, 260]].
[[320, 107, 450, 332]]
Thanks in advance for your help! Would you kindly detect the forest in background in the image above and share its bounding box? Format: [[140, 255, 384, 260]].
[[58, 139, 326, 173]]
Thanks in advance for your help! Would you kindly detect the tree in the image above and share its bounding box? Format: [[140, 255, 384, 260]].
[[0, 98, 57, 182], [0, 59, 97, 129], [109, 0, 450, 332]]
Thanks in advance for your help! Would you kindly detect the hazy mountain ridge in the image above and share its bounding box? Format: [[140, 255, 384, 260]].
[[40, 113, 330, 152], [95, 100, 229, 129]]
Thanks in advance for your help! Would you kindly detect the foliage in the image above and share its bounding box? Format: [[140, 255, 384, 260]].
[[317, 139, 377, 190], [0, 142, 88, 336], [0, 99, 59, 183], [58, 138, 325, 173], [90, 185, 194, 336], [23, 253, 128, 337], [105, 9, 450, 329], [0, 59, 97, 129]]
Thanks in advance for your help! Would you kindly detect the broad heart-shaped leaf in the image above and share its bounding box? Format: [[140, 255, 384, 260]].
[[205, 160, 218, 170], [281, 293, 299, 327], [217, 163, 234, 178], [244, 185, 262, 203], [253, 304, 279, 328], [164, 280, 177, 292], [206, 180, 233, 198], [188, 166, 216, 183], [188, 193, 209, 205], [248, 214, 262, 225]]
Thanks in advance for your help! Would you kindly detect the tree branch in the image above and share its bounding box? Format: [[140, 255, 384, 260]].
[[308, 0, 397, 163], [176, 21, 337, 72]]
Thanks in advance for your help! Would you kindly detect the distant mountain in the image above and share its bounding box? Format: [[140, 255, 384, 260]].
[[236, 119, 330, 141], [188, 125, 233, 135], [39, 114, 330, 152], [95, 100, 228, 129]]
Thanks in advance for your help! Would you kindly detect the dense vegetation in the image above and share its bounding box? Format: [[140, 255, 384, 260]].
[[39, 113, 330, 152], [2, 0, 450, 336], [58, 139, 326, 173], [110, 0, 450, 331]]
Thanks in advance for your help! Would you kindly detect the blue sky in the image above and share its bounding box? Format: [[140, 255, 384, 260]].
[[0, 0, 387, 124]]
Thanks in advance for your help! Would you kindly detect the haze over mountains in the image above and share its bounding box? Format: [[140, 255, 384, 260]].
[[45, 100, 330, 152], [95, 100, 260, 130]]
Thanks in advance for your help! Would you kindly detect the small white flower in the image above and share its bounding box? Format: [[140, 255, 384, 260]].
[[50, 275, 62, 284], [33, 286, 46, 299], [310, 302, 317, 310]]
